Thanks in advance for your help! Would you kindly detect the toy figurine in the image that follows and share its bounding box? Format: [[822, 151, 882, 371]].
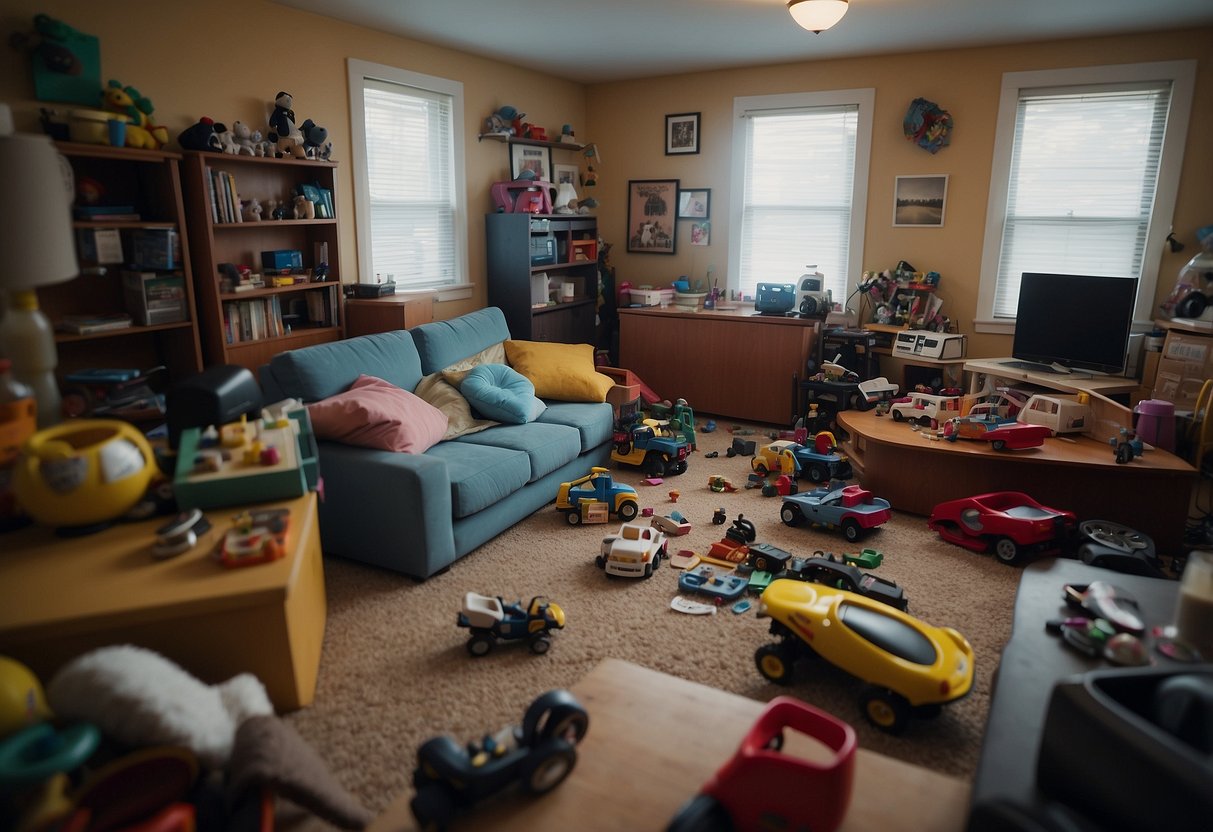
[[267, 91, 307, 158], [100, 79, 168, 149]]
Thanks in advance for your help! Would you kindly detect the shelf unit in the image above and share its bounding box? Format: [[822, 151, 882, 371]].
[[486, 213, 598, 344], [180, 152, 343, 372], [46, 142, 203, 384]]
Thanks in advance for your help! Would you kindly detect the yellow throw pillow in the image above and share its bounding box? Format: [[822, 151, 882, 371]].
[[504, 340, 614, 403]]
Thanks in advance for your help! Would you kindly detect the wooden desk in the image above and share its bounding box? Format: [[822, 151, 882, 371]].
[[370, 658, 969, 832], [0, 493, 326, 711], [837, 409, 1196, 554], [619, 306, 818, 425], [343, 292, 434, 338]]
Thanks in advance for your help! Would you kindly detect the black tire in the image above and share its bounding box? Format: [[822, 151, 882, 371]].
[[860, 686, 911, 734], [595, 554, 606, 569], [522, 741, 576, 794], [992, 536, 1023, 566], [726, 447, 737, 458], [566, 510, 582, 526], [807, 464, 827, 483], [667, 794, 733, 832], [618, 501, 639, 521], [780, 504, 803, 527], [643, 562, 653, 579], [410, 785, 454, 832], [842, 518, 862, 542], [991, 439, 1006, 451], [530, 635, 552, 655], [892, 410, 905, 422], [525, 692, 590, 745], [755, 643, 796, 685], [467, 633, 495, 657], [753, 462, 769, 476], [642, 453, 667, 478], [671, 460, 688, 476]]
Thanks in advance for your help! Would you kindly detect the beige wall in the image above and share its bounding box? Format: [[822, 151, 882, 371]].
[[586, 28, 1213, 358], [0, 0, 588, 320]]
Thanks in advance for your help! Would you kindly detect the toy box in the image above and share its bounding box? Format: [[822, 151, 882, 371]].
[[122, 270, 188, 325], [261, 249, 304, 271]]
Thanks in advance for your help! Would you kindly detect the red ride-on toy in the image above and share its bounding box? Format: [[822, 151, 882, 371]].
[[928, 491, 1076, 566]]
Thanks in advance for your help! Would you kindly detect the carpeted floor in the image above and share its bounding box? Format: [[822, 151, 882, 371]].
[[285, 419, 1023, 826]]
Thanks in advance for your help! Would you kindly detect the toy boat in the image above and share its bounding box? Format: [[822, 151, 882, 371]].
[[677, 564, 749, 602]]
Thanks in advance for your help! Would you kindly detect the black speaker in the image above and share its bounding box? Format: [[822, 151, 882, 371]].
[[165, 365, 263, 449]]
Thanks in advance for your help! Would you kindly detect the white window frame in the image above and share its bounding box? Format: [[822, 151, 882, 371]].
[[975, 60, 1195, 335], [728, 89, 875, 303], [347, 59, 470, 301]]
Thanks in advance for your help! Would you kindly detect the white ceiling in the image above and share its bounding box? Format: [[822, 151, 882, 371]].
[[272, 0, 1213, 83]]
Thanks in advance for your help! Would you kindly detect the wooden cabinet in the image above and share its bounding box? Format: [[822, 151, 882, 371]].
[[44, 143, 203, 384], [485, 213, 599, 344], [180, 152, 343, 372], [344, 293, 434, 338]]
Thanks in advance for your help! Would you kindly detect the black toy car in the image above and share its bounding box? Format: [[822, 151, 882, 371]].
[[786, 555, 909, 611], [410, 689, 589, 830]]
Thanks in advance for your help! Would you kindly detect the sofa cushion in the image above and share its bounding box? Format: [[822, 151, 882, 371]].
[[414, 373, 496, 440], [455, 422, 580, 482], [504, 340, 615, 403], [267, 330, 423, 402], [307, 374, 447, 454], [438, 341, 507, 387], [411, 307, 512, 375], [460, 364, 546, 424], [423, 441, 531, 518], [536, 401, 615, 453]]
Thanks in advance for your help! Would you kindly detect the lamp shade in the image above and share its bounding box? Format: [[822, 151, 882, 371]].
[[0, 112, 78, 290], [788, 0, 849, 33]]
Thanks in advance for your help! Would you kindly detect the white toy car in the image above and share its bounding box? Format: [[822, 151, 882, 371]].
[[596, 522, 668, 578]]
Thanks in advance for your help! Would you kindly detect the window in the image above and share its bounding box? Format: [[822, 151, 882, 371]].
[[729, 89, 874, 304], [976, 61, 1195, 333], [347, 59, 468, 297]]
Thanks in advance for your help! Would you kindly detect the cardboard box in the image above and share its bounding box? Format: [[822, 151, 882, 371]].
[[122, 270, 188, 325], [1152, 329, 1213, 412]]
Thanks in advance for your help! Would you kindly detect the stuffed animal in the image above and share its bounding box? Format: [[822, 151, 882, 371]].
[[230, 120, 261, 156], [212, 123, 240, 154], [242, 198, 263, 222], [267, 91, 307, 159], [293, 194, 315, 219], [299, 118, 332, 160], [485, 105, 522, 135], [100, 80, 169, 149], [176, 116, 222, 152]]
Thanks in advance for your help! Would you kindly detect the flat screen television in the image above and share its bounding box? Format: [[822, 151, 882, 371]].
[[1009, 272, 1138, 375]]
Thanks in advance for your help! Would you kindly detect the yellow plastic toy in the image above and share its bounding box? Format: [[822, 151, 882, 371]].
[[0, 656, 51, 739], [100, 79, 169, 149]]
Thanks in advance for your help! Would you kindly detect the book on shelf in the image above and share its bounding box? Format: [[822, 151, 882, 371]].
[[56, 313, 134, 335], [74, 204, 140, 222]]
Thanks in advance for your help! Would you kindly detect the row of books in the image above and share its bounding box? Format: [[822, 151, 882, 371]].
[[222, 291, 336, 343], [206, 166, 245, 224]]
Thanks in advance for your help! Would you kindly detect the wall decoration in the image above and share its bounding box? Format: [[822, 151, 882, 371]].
[[690, 221, 710, 246], [510, 143, 552, 182], [903, 98, 953, 154], [665, 112, 700, 155], [893, 175, 948, 227], [627, 179, 679, 254], [678, 188, 710, 219], [22, 15, 102, 106], [553, 163, 579, 186]]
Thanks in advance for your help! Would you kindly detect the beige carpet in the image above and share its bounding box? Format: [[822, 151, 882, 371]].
[[285, 420, 1023, 824]]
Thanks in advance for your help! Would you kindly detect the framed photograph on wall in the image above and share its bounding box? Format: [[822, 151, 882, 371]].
[[553, 163, 579, 186], [511, 143, 553, 182], [893, 174, 948, 227], [690, 221, 710, 246], [627, 179, 679, 254], [665, 112, 700, 155], [678, 188, 710, 219]]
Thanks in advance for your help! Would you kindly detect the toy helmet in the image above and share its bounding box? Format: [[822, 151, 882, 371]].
[[0, 656, 52, 738]]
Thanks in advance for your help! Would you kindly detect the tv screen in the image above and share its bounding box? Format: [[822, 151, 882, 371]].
[[1011, 273, 1138, 375]]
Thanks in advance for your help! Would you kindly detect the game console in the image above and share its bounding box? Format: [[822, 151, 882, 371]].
[[892, 331, 966, 360], [796, 270, 833, 318], [755, 283, 796, 315]]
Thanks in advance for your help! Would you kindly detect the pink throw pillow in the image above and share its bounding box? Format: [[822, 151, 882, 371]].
[[307, 374, 448, 454]]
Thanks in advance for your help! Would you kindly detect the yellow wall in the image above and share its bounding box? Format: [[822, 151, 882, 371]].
[[2, 5, 1209, 355], [586, 28, 1213, 357]]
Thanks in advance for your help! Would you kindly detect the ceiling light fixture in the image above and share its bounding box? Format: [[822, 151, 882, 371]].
[[787, 0, 849, 34]]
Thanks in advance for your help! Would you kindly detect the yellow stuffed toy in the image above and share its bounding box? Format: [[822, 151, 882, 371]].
[[100, 79, 169, 149]]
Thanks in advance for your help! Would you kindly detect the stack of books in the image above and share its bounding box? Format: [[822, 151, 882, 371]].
[[56, 313, 134, 335], [73, 204, 141, 222]]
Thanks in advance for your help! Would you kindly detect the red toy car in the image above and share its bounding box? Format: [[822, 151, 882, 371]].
[[666, 696, 856, 832], [928, 491, 1076, 566], [940, 416, 1052, 450]]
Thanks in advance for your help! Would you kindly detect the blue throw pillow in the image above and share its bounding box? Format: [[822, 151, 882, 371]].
[[461, 363, 546, 424]]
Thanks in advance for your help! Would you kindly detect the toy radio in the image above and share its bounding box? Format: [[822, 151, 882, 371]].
[[892, 331, 966, 360], [797, 269, 833, 318], [755, 283, 796, 315]]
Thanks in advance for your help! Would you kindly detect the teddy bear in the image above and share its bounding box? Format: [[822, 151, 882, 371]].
[[241, 198, 263, 222], [231, 120, 261, 156], [100, 79, 169, 149], [299, 119, 332, 160], [267, 91, 307, 159], [212, 122, 240, 154]]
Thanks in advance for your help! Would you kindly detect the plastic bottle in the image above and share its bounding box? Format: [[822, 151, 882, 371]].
[[0, 357, 37, 530], [0, 290, 61, 427]]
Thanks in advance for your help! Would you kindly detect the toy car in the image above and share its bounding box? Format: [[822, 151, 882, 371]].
[[410, 689, 589, 831], [755, 579, 974, 734], [705, 514, 758, 565], [927, 491, 1077, 566], [752, 437, 853, 484], [666, 696, 856, 832], [597, 522, 668, 578], [555, 467, 639, 525], [940, 415, 1052, 450], [611, 419, 691, 477], [678, 564, 749, 603], [457, 592, 566, 655], [888, 391, 962, 428], [856, 376, 899, 410], [744, 541, 794, 574], [786, 555, 909, 611], [651, 512, 692, 536], [779, 484, 891, 542]]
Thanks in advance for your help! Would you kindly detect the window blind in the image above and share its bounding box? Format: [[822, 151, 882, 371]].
[[738, 105, 858, 303], [993, 83, 1170, 318], [362, 78, 457, 289]]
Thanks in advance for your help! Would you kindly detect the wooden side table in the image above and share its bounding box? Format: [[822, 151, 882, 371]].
[[344, 292, 434, 337], [0, 492, 326, 711]]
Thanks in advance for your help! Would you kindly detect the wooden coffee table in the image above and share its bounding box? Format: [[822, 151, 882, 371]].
[[0, 492, 325, 711], [370, 658, 969, 831]]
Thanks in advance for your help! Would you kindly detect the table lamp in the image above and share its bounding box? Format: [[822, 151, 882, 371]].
[[0, 103, 79, 426]]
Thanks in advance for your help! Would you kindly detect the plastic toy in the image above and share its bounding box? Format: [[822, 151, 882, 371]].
[[652, 512, 691, 536], [484, 105, 521, 135], [940, 414, 1052, 449], [457, 593, 565, 656], [755, 579, 975, 733], [706, 514, 757, 565], [678, 564, 749, 603], [779, 484, 892, 543], [928, 491, 1077, 565], [176, 116, 222, 152], [744, 541, 794, 574], [725, 437, 757, 457], [712, 507, 728, 525], [707, 475, 737, 493], [844, 548, 884, 569], [856, 377, 899, 409], [759, 474, 798, 497], [666, 696, 855, 832], [1075, 519, 1162, 577], [611, 419, 690, 477], [218, 508, 290, 568], [410, 689, 587, 831], [597, 522, 668, 578], [786, 555, 908, 611], [753, 436, 853, 484], [300, 118, 333, 160], [1017, 393, 1093, 435], [889, 391, 962, 429], [100, 79, 168, 149], [1110, 428, 1144, 463], [555, 467, 639, 525], [671, 596, 717, 615], [267, 91, 307, 158]]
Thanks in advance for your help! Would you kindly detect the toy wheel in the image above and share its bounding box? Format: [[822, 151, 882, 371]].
[[566, 510, 582, 526], [523, 741, 577, 794], [992, 536, 1024, 566], [671, 460, 687, 476], [892, 410, 905, 422], [755, 643, 796, 685], [530, 635, 552, 655], [1078, 520, 1155, 556], [991, 439, 1007, 451], [842, 519, 863, 543], [618, 501, 639, 521], [410, 784, 454, 832], [595, 554, 606, 569], [780, 504, 804, 527], [467, 633, 495, 657], [643, 562, 653, 579], [807, 464, 828, 483], [860, 687, 911, 734], [753, 462, 769, 476], [667, 794, 733, 832], [525, 690, 590, 745], [643, 453, 667, 478]]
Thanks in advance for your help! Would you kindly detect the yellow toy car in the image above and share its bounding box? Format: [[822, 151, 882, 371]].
[[754, 578, 974, 734]]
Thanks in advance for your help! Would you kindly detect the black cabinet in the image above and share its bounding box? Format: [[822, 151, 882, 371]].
[[485, 213, 598, 344]]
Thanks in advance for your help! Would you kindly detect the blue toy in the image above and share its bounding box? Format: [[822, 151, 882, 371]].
[[678, 564, 749, 603], [457, 592, 565, 656]]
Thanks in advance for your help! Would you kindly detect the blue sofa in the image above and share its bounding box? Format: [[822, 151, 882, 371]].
[[259, 307, 613, 578]]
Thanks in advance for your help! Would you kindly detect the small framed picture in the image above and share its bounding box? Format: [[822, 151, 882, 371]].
[[665, 112, 700, 156], [678, 188, 710, 219], [553, 163, 579, 187], [511, 143, 552, 182], [627, 179, 679, 254], [893, 174, 948, 227], [690, 221, 710, 246]]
